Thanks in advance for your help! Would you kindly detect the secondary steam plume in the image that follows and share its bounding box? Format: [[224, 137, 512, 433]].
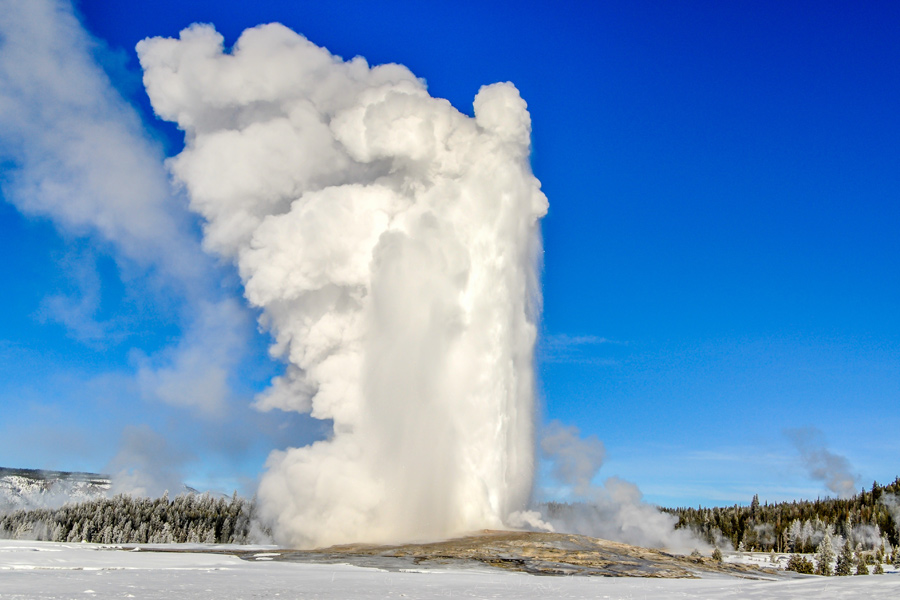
[[541, 420, 606, 497], [786, 427, 859, 498], [138, 23, 548, 547], [538, 420, 705, 553]]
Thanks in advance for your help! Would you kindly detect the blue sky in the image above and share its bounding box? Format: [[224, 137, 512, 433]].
[[1, 0, 898, 506]]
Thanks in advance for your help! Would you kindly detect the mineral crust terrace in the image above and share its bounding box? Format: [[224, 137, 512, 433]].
[[137, 530, 786, 579]]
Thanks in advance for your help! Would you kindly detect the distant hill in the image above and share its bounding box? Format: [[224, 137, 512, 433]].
[[0, 466, 110, 512]]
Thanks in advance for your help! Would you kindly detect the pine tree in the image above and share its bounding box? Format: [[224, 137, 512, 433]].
[[786, 554, 814, 574], [800, 520, 815, 553], [815, 529, 835, 576], [787, 520, 801, 552], [203, 527, 216, 544], [835, 541, 853, 576]]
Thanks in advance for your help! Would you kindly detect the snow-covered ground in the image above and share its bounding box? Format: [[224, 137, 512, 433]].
[[723, 550, 900, 575], [1, 540, 899, 599]]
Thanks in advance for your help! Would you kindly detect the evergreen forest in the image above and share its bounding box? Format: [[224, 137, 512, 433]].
[[0, 492, 261, 544], [2, 475, 899, 563], [664, 477, 900, 553]]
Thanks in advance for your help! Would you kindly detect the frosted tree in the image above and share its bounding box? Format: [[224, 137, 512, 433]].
[[800, 520, 815, 553], [815, 528, 835, 576], [843, 518, 853, 547], [787, 520, 802, 551]]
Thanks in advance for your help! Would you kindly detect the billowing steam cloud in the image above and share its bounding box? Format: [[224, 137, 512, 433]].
[[538, 420, 706, 553], [138, 23, 547, 547], [786, 427, 859, 498]]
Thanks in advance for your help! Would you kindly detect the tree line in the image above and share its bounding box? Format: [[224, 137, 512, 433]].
[[663, 477, 900, 553], [0, 491, 265, 544]]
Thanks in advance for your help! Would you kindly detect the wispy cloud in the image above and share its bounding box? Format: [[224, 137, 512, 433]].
[[539, 333, 625, 365], [680, 449, 795, 466], [34, 249, 128, 347]]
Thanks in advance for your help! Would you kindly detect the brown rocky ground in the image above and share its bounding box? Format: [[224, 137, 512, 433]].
[[173, 530, 783, 579]]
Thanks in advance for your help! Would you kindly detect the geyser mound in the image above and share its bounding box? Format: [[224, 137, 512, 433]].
[[138, 23, 548, 547]]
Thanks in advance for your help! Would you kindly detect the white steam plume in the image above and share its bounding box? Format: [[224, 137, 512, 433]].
[[107, 425, 190, 498], [881, 494, 900, 538], [0, 0, 201, 285], [138, 23, 548, 547], [0, 0, 248, 417], [0, 0, 264, 495]]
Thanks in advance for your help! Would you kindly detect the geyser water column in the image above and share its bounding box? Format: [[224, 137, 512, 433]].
[[138, 23, 548, 547]]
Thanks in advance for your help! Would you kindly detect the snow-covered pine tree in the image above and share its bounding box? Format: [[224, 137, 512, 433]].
[[786, 520, 801, 552], [815, 528, 835, 576], [800, 520, 815, 553]]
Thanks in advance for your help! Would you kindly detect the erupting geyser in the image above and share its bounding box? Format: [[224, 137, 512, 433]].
[[138, 23, 548, 547]]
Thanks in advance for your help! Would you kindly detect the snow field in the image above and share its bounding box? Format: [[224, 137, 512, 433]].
[[724, 550, 900, 575], [1, 540, 899, 599]]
